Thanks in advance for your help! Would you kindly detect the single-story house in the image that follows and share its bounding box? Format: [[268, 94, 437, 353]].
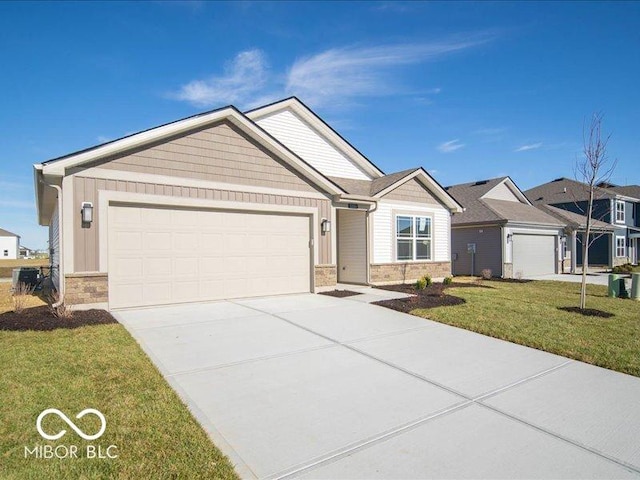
[[34, 97, 462, 309], [0, 228, 20, 260], [445, 177, 565, 278], [525, 178, 640, 267]]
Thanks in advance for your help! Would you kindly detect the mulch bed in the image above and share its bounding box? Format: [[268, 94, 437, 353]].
[[373, 282, 487, 313], [0, 306, 118, 331], [557, 306, 615, 318], [318, 290, 363, 298]]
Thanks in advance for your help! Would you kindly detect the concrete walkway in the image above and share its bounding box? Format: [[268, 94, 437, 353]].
[[525, 272, 613, 285], [115, 295, 640, 479]]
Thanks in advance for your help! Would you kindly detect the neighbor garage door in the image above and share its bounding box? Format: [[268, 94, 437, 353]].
[[108, 205, 311, 309], [512, 234, 556, 277]]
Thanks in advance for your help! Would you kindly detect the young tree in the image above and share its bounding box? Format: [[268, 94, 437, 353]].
[[575, 112, 616, 309]]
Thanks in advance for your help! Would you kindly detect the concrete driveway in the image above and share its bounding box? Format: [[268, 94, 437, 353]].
[[114, 294, 640, 479]]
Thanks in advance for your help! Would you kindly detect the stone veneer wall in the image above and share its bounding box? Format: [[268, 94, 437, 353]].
[[369, 262, 451, 285], [503, 263, 514, 279], [64, 273, 108, 305], [314, 264, 337, 287]]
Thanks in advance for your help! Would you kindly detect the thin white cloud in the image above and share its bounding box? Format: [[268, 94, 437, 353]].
[[437, 139, 465, 153], [514, 142, 542, 152], [171, 49, 269, 107], [170, 34, 493, 109], [286, 38, 489, 107], [97, 135, 111, 143]]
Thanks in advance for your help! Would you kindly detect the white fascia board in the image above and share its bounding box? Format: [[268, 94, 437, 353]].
[[38, 107, 343, 197], [247, 98, 385, 179], [375, 169, 464, 213]]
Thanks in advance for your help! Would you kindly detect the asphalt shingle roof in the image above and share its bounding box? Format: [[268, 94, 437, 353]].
[[446, 177, 563, 226], [536, 204, 614, 230], [0, 228, 19, 237], [604, 185, 640, 200], [327, 168, 418, 197], [524, 177, 617, 205]]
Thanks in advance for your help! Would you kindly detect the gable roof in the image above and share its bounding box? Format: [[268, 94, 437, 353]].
[[0, 228, 19, 237], [524, 177, 619, 205], [537, 204, 614, 231], [446, 177, 562, 226], [245, 97, 385, 179], [602, 184, 640, 201]]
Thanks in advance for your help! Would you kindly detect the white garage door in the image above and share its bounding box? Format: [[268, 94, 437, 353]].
[[512, 234, 556, 277], [108, 205, 311, 309]]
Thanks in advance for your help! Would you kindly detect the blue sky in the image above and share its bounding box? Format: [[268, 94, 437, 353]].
[[1, 1, 639, 248]]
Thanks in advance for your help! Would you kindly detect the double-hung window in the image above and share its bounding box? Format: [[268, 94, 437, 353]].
[[615, 200, 625, 223], [616, 236, 626, 258], [396, 215, 431, 261]]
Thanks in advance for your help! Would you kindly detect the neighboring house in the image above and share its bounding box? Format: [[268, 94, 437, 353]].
[[525, 178, 640, 267], [445, 177, 565, 278], [0, 228, 20, 260], [34, 97, 462, 309], [19, 246, 34, 258]]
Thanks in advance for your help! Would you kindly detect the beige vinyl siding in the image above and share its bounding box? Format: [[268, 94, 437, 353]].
[[87, 121, 318, 193], [73, 176, 332, 272], [337, 210, 367, 284], [483, 182, 521, 202], [383, 179, 440, 205], [451, 226, 502, 276], [49, 203, 60, 290]]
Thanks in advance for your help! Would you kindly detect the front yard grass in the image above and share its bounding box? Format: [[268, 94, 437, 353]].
[[0, 258, 49, 278], [411, 279, 640, 377], [0, 283, 238, 479]]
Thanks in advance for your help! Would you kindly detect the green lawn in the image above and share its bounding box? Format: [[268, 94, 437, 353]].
[[413, 279, 640, 377], [0, 284, 238, 479]]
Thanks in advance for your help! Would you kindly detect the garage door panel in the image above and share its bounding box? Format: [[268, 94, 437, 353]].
[[513, 235, 556, 277], [108, 206, 311, 309]]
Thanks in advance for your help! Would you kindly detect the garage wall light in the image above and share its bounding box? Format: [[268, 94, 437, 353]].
[[321, 219, 331, 234], [506, 233, 513, 242], [81, 202, 94, 224]]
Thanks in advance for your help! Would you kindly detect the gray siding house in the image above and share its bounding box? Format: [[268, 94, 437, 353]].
[[525, 178, 639, 268], [446, 177, 564, 278]]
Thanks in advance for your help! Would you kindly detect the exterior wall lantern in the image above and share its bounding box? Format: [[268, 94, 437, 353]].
[[81, 202, 94, 224], [321, 219, 331, 234], [506, 233, 513, 242]]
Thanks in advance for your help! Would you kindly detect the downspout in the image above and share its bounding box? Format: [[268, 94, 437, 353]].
[[365, 201, 378, 285], [39, 175, 64, 307]]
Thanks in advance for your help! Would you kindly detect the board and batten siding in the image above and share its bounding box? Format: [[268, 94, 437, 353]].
[[84, 121, 319, 194], [255, 109, 372, 181], [49, 203, 61, 290], [72, 175, 332, 273], [372, 201, 450, 263], [451, 226, 502, 276]]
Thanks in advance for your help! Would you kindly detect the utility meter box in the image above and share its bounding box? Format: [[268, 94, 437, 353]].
[[467, 243, 476, 254]]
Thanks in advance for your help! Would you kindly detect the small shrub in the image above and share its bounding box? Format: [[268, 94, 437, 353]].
[[443, 276, 453, 285], [12, 282, 34, 314], [612, 263, 634, 274], [415, 278, 427, 290], [422, 274, 433, 287], [46, 292, 73, 319], [481, 269, 492, 280]]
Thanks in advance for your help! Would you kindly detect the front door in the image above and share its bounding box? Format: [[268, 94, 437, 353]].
[[337, 209, 367, 284]]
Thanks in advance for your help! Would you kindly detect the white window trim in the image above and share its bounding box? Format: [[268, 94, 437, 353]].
[[615, 200, 625, 224], [394, 214, 433, 262], [616, 235, 626, 258]]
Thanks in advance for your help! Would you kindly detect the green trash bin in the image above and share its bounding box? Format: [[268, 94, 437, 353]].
[[608, 274, 621, 298], [631, 273, 640, 301]]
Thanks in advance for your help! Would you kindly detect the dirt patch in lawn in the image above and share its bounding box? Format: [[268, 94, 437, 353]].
[[557, 306, 615, 318], [0, 306, 117, 331], [319, 290, 363, 298], [373, 282, 487, 313]]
